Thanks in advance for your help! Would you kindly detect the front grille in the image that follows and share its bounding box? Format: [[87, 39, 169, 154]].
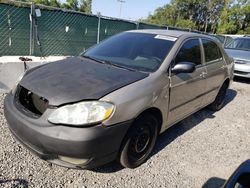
[[15, 85, 49, 117], [234, 70, 249, 75]]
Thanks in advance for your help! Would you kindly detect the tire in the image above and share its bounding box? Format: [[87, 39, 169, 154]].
[[118, 113, 159, 168], [209, 82, 228, 111]]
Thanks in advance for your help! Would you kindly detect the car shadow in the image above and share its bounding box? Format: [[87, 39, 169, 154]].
[[92, 89, 237, 174], [224, 89, 237, 105], [0, 179, 29, 188]]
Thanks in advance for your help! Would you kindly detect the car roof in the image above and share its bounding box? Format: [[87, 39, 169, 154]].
[[128, 29, 207, 38]]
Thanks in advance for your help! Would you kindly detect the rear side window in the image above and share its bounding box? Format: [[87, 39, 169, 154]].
[[202, 39, 223, 62], [175, 39, 201, 66]]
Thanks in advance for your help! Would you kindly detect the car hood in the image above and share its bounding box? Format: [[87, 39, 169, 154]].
[[19, 57, 148, 106], [225, 49, 250, 61]]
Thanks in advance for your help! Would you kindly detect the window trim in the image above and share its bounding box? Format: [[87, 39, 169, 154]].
[[171, 37, 204, 69]]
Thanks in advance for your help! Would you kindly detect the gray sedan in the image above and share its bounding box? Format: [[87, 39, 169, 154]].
[[4, 30, 234, 169], [225, 37, 250, 78]]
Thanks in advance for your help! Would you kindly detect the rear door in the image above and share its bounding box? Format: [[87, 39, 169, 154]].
[[201, 38, 227, 105], [167, 38, 207, 125]]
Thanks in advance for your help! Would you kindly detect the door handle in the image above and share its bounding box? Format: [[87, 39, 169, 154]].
[[200, 72, 207, 78], [221, 65, 227, 69]]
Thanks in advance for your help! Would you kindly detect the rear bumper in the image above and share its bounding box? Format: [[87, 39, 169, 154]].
[[4, 93, 132, 169]]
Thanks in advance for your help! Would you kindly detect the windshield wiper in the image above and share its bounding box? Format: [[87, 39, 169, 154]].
[[81, 55, 106, 64], [102, 60, 137, 72], [82, 55, 137, 72]]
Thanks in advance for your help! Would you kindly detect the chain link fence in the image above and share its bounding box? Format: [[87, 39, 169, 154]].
[[0, 1, 31, 56], [33, 4, 99, 56], [0, 1, 200, 57], [99, 18, 136, 42]]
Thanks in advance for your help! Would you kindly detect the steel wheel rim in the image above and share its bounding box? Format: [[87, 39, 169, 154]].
[[128, 124, 154, 162]]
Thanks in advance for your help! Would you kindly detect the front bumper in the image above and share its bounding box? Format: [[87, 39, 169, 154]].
[[234, 63, 250, 78], [4, 93, 132, 169]]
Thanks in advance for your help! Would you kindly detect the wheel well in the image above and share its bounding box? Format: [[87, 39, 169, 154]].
[[136, 108, 163, 133]]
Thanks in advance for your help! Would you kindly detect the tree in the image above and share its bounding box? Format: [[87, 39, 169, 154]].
[[145, 0, 250, 34], [217, 0, 250, 33], [62, 0, 79, 11], [79, 0, 92, 14], [50, 0, 60, 8], [146, 4, 180, 27], [175, 19, 196, 29], [34, 0, 50, 6], [60, 0, 92, 13]]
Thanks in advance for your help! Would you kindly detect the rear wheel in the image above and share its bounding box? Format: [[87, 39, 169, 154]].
[[209, 82, 228, 111], [119, 114, 159, 168]]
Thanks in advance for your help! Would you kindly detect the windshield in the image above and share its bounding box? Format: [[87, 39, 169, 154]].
[[225, 38, 250, 51], [82, 32, 175, 72]]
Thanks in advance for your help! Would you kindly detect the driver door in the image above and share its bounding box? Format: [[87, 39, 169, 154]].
[[167, 38, 207, 125]]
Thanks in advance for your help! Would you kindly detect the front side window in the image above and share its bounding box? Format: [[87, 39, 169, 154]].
[[202, 39, 223, 62], [83, 32, 175, 72], [175, 39, 201, 66]]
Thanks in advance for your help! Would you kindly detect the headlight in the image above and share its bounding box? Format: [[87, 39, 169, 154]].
[[48, 101, 114, 126], [11, 72, 26, 95]]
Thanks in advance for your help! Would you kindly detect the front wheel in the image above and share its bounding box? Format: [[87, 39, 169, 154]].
[[209, 82, 228, 111], [118, 114, 159, 168]]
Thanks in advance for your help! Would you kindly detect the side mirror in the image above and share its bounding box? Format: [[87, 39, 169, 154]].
[[223, 160, 250, 188], [171, 62, 196, 74]]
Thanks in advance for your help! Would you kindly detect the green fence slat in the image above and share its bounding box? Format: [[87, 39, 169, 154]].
[[34, 8, 98, 56], [0, 3, 30, 56], [1, 3, 187, 57], [99, 18, 136, 41], [138, 23, 167, 29]]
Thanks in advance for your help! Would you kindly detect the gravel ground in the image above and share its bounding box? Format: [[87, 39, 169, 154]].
[[0, 79, 250, 188]]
